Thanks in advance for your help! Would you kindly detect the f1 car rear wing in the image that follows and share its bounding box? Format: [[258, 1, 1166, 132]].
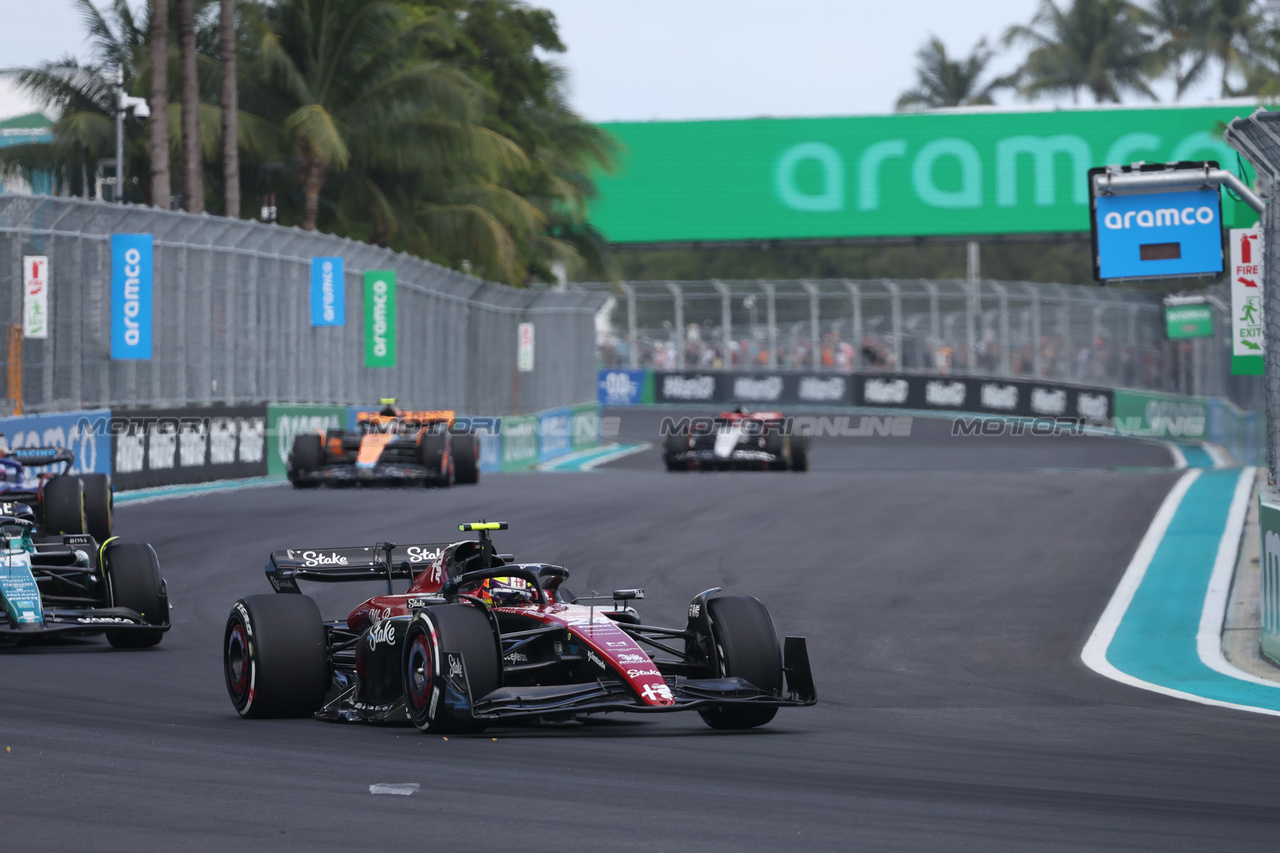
[[6, 446, 74, 475], [267, 542, 452, 592]]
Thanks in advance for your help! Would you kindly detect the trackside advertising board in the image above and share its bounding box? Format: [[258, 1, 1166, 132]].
[[1112, 389, 1208, 439], [588, 104, 1256, 244], [266, 404, 347, 476], [364, 270, 396, 368], [598, 369, 652, 405], [501, 415, 539, 471], [1093, 185, 1224, 281], [310, 257, 345, 326], [111, 234, 153, 359], [111, 405, 267, 489], [571, 403, 600, 451], [0, 409, 111, 476]]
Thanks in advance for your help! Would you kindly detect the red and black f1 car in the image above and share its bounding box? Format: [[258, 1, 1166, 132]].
[[223, 523, 815, 731], [664, 409, 809, 472], [287, 401, 479, 488]]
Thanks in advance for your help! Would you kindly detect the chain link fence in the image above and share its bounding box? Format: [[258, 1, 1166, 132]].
[[577, 278, 1258, 407], [0, 195, 602, 415]]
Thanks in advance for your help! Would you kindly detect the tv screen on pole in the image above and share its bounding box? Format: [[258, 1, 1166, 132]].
[[587, 103, 1257, 244]]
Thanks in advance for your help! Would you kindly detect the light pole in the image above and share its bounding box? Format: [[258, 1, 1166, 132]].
[[113, 67, 150, 204]]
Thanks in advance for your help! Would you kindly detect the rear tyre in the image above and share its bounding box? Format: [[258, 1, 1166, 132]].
[[764, 428, 785, 470], [698, 596, 783, 730], [103, 542, 168, 648], [419, 431, 451, 484], [42, 476, 85, 535], [224, 594, 329, 718], [288, 434, 324, 488], [663, 430, 688, 472], [81, 473, 113, 542], [452, 433, 480, 485], [403, 604, 501, 734], [790, 433, 810, 472]]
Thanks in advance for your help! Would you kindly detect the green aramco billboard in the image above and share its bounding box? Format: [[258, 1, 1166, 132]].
[[589, 104, 1259, 243]]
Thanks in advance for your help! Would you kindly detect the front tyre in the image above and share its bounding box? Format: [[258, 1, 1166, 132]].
[[103, 542, 168, 648], [452, 433, 480, 485], [287, 434, 324, 489], [403, 604, 500, 734], [224, 594, 329, 718], [80, 473, 113, 542], [698, 596, 783, 730], [42, 475, 85, 535]]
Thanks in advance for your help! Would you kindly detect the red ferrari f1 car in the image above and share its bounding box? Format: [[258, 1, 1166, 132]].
[[664, 408, 809, 472], [223, 522, 815, 731]]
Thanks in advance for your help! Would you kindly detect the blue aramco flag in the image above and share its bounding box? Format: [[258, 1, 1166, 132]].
[[111, 233, 153, 359], [310, 257, 345, 326], [1094, 188, 1224, 280]]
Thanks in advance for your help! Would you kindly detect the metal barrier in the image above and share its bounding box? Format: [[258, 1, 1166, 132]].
[[577, 278, 1259, 409], [0, 195, 603, 415]]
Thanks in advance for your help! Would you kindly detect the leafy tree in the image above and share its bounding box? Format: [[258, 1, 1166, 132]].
[[1147, 0, 1213, 99], [1004, 0, 1157, 103], [896, 36, 1015, 110], [149, 0, 172, 206]]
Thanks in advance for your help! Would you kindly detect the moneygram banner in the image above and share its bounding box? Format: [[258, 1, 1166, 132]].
[[1230, 226, 1265, 375], [590, 104, 1257, 243], [364, 270, 396, 368]]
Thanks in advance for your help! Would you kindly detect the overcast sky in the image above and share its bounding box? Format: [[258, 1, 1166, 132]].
[[0, 0, 1217, 121]]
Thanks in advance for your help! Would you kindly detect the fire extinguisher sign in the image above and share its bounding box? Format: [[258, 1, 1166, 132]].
[[22, 256, 49, 340], [1230, 227, 1265, 376]]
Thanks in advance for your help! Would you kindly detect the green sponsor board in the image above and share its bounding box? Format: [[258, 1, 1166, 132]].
[[1113, 389, 1208, 439], [590, 105, 1258, 244], [266, 404, 347, 476], [571, 403, 600, 451], [1165, 304, 1213, 339], [1260, 489, 1280, 663], [501, 414, 539, 471], [364, 270, 396, 368]]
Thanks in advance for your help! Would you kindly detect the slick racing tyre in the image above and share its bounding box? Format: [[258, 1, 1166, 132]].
[[225, 594, 329, 718], [403, 604, 500, 734], [452, 433, 480, 485], [288, 434, 324, 488], [103, 542, 168, 648], [419, 430, 451, 484], [764, 427, 785, 470], [80, 473, 113, 542], [663, 430, 688, 472], [698, 596, 783, 730], [42, 475, 86, 535], [790, 433, 810, 472]]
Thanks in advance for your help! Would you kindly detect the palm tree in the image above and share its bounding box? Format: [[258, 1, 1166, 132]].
[[149, 0, 171, 207], [250, 0, 513, 234], [1148, 0, 1212, 99], [177, 0, 202, 211], [1004, 0, 1157, 103], [1, 0, 148, 200], [896, 36, 1016, 110], [220, 0, 238, 217], [1204, 0, 1264, 96]]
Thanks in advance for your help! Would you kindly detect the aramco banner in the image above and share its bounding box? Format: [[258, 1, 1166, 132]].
[[589, 103, 1258, 243], [364, 270, 396, 368]]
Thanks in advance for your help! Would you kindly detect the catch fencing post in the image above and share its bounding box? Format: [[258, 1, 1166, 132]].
[[621, 283, 638, 369], [666, 281, 684, 370], [761, 281, 777, 369]]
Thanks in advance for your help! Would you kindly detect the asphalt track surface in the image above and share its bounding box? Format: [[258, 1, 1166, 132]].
[[6, 409, 1280, 851]]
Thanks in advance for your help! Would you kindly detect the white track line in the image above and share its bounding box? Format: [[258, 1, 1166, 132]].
[[1196, 468, 1274, 686], [1081, 467, 1280, 717]]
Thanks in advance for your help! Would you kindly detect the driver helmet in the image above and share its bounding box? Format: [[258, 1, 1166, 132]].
[[378, 397, 401, 418], [482, 575, 534, 607]]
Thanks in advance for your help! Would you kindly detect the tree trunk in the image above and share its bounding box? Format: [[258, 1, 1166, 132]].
[[149, 0, 171, 208], [178, 0, 203, 213], [220, 0, 239, 218], [301, 152, 326, 231]]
